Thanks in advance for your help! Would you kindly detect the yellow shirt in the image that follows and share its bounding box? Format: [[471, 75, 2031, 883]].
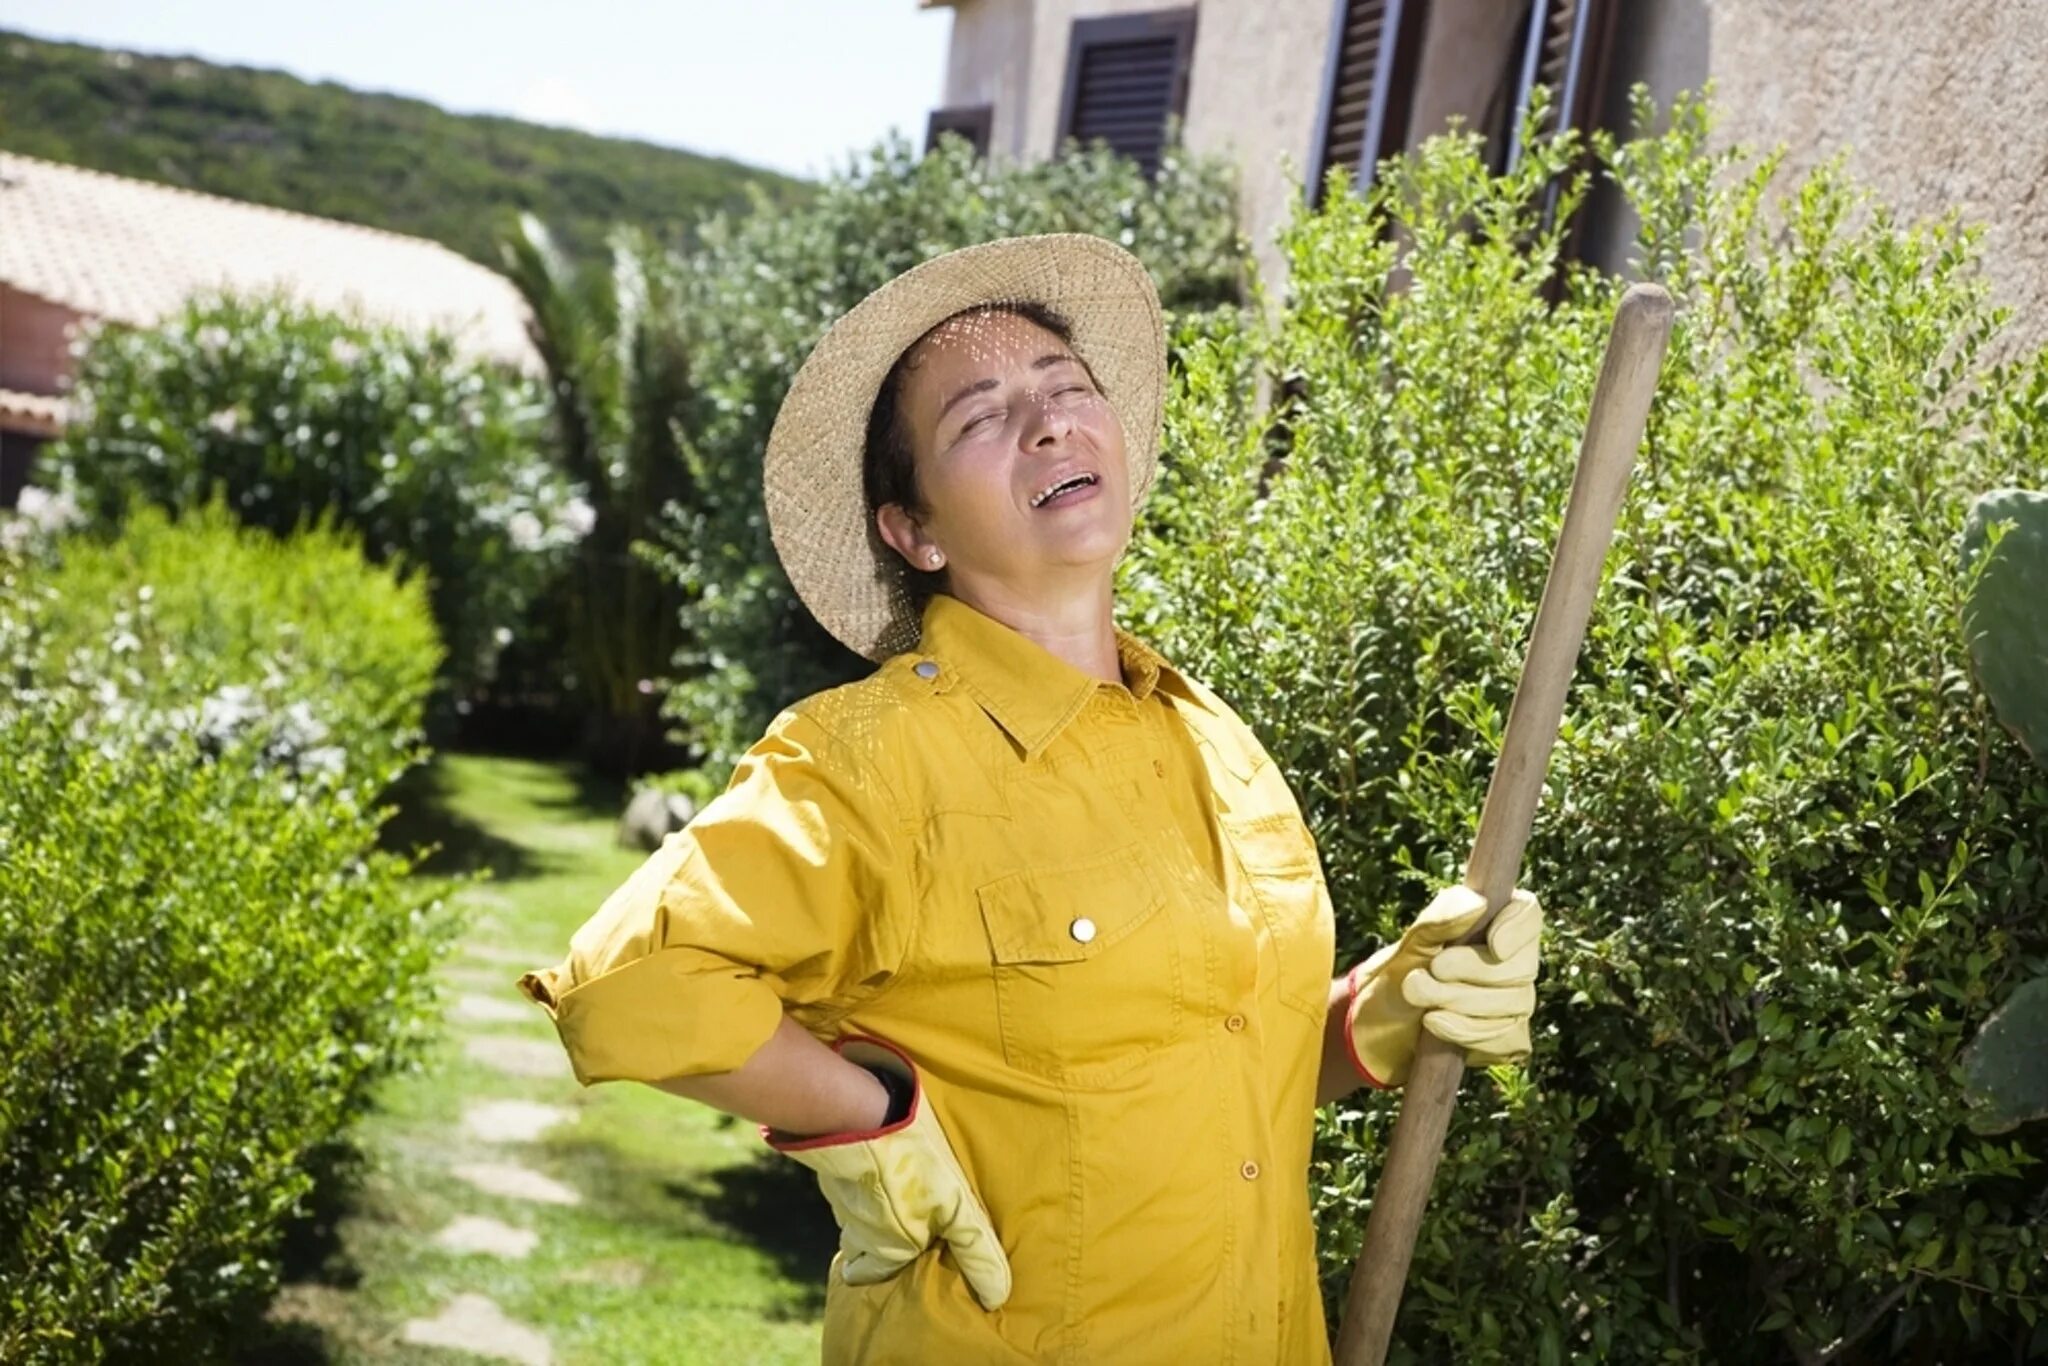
[[521, 593, 1339, 1365]]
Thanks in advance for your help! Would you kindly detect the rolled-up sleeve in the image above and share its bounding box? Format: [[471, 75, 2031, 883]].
[[518, 708, 908, 1085]]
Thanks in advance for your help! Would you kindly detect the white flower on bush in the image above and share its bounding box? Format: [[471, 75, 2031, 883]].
[[198, 684, 264, 745], [297, 745, 347, 777], [196, 324, 231, 355], [561, 496, 597, 539], [1, 487, 84, 553], [206, 407, 243, 437], [17, 486, 83, 533], [184, 684, 350, 781], [506, 509, 546, 552], [329, 337, 363, 367], [275, 700, 331, 751]]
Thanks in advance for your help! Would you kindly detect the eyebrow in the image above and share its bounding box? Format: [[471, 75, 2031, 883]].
[[935, 353, 1082, 424]]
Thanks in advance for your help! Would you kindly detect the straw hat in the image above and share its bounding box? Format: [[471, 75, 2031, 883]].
[[763, 233, 1167, 662]]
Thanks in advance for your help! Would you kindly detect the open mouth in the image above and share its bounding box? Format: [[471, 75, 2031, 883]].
[[1030, 472, 1099, 508]]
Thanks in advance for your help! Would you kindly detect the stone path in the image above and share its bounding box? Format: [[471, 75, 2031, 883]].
[[453, 992, 537, 1025], [397, 924, 577, 1364], [402, 1293, 552, 1366], [465, 1035, 573, 1080], [463, 1099, 574, 1143]]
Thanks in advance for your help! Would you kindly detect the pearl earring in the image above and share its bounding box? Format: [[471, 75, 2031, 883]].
[[927, 551, 944, 568]]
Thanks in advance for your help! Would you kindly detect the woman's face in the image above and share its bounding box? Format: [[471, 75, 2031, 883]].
[[877, 309, 1131, 599]]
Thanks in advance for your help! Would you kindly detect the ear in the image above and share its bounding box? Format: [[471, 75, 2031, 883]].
[[875, 503, 940, 571]]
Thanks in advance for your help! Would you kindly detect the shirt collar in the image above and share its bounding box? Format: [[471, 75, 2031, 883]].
[[915, 593, 1200, 759]]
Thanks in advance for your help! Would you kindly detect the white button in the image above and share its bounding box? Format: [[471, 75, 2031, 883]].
[[1069, 917, 1097, 944], [913, 660, 939, 680]]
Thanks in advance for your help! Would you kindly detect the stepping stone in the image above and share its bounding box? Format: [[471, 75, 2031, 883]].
[[444, 966, 518, 995], [465, 1036, 568, 1080], [453, 1161, 581, 1207], [464, 1099, 573, 1144], [460, 938, 540, 968], [453, 993, 533, 1025], [435, 1215, 539, 1260], [402, 1292, 551, 1365]]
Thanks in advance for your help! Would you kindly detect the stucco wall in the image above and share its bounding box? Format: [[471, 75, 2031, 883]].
[[937, 0, 2048, 359], [1176, 0, 1335, 296], [0, 285, 78, 395], [941, 0, 1039, 160], [1600, 0, 2048, 356], [942, 0, 1337, 293]]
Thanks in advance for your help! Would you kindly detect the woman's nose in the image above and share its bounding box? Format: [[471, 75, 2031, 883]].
[[1022, 388, 1073, 446]]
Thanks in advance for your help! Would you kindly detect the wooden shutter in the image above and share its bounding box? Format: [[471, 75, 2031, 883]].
[[1056, 10, 1197, 179], [1504, 0, 1620, 233], [926, 105, 994, 158], [1308, 0, 1430, 203]]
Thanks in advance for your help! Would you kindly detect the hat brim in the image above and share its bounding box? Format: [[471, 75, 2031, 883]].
[[764, 233, 1167, 662]]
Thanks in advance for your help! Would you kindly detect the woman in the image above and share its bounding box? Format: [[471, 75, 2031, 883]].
[[520, 234, 1542, 1365]]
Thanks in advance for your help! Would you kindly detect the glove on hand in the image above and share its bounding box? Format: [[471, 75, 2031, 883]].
[[766, 1036, 1011, 1310], [1344, 886, 1542, 1089]]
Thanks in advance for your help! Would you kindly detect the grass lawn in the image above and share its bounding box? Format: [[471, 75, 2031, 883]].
[[251, 751, 832, 1365]]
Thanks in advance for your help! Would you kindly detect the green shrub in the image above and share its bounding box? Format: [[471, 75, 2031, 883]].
[[647, 132, 1246, 772], [1122, 90, 2048, 1361], [26, 498, 440, 785], [0, 509, 449, 1362], [497, 216, 694, 772], [47, 294, 577, 700]]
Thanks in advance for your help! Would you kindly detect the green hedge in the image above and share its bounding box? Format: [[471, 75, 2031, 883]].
[[48, 294, 577, 700], [1123, 91, 2048, 1361], [647, 132, 1246, 772], [0, 505, 448, 1362]]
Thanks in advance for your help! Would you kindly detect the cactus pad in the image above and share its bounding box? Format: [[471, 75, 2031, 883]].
[[1962, 976, 2048, 1133], [1961, 487, 2048, 770]]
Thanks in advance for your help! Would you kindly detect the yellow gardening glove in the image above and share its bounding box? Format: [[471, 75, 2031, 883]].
[[766, 1035, 1011, 1310], [1343, 886, 1543, 1089]]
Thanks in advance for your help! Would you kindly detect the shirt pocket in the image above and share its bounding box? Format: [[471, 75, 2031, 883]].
[[976, 842, 1184, 1088], [1219, 803, 1337, 1026]]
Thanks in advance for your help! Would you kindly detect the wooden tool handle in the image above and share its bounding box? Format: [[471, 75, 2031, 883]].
[[1332, 283, 1674, 1366]]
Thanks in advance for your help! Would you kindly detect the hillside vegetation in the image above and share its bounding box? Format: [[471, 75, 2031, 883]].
[[0, 28, 809, 263]]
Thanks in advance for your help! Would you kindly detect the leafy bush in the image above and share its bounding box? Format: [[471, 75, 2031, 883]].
[[0, 508, 449, 1362], [1122, 91, 2048, 1361], [48, 294, 577, 700], [647, 132, 1246, 772]]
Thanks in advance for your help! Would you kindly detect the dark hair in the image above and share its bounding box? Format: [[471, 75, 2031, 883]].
[[861, 300, 1102, 596]]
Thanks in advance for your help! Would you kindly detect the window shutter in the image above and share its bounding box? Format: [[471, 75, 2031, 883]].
[[926, 105, 994, 159], [1505, 0, 1620, 230], [1308, 0, 1429, 203], [1056, 11, 1197, 179]]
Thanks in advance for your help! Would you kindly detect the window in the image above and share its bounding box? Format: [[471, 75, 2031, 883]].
[[1307, 0, 1430, 203], [926, 105, 995, 159], [1502, 0, 1621, 236], [1056, 10, 1197, 179], [0, 432, 46, 511]]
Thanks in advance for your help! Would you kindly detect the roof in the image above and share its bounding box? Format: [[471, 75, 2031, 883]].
[[0, 387, 66, 437], [0, 151, 538, 372]]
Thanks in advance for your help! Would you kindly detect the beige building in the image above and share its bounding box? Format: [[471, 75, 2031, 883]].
[[922, 0, 2048, 355], [0, 151, 537, 508]]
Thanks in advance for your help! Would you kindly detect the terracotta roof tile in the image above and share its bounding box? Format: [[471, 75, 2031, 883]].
[[0, 151, 538, 372]]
